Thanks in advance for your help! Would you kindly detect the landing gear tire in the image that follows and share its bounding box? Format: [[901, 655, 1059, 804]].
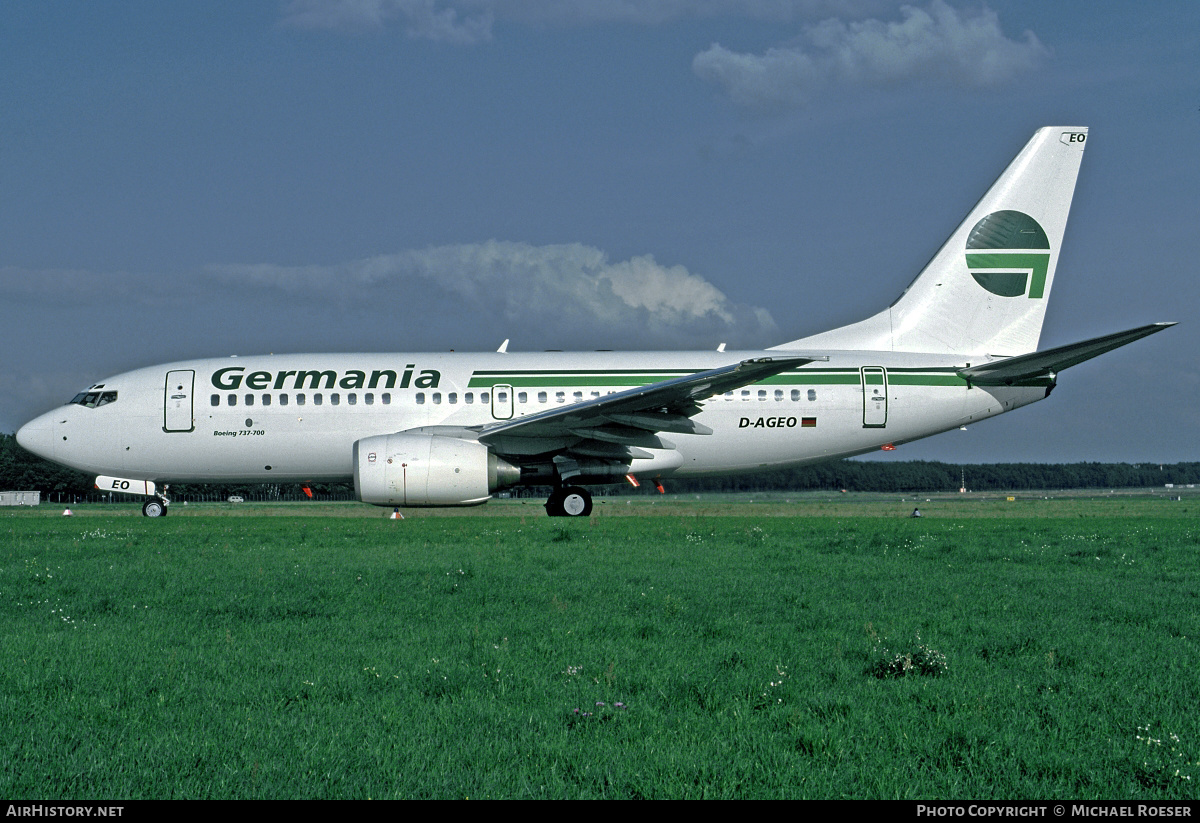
[[142, 499, 167, 518], [545, 486, 593, 517]]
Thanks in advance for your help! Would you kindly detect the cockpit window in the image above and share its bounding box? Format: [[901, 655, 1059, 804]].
[[68, 390, 118, 408]]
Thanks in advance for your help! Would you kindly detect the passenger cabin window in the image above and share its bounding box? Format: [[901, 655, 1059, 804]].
[[313, 394, 323, 406], [348, 393, 357, 405], [262, 394, 272, 406], [211, 394, 220, 407], [365, 393, 375, 405], [245, 394, 254, 406], [228, 394, 237, 406], [331, 394, 340, 406], [382, 393, 391, 405], [279, 394, 289, 406]]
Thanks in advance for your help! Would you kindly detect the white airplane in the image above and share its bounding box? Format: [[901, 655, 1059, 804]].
[[16, 127, 1173, 517]]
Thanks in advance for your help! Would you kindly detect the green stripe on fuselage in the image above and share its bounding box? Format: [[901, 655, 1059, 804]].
[[467, 374, 685, 388], [889, 374, 968, 387], [467, 369, 968, 389]]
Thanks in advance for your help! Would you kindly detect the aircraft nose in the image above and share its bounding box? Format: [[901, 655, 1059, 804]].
[[16, 414, 57, 461]]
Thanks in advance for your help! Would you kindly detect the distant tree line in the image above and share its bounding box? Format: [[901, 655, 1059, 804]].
[[660, 460, 1199, 494], [2, 432, 1196, 503]]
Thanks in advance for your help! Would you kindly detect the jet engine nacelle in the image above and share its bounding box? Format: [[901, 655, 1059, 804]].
[[352, 433, 519, 507]]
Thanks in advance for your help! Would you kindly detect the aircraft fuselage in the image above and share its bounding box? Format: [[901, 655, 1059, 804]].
[[17, 349, 1043, 486]]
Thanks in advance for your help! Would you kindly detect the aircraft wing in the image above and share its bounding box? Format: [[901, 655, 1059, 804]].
[[475, 355, 823, 459], [957, 322, 1175, 386]]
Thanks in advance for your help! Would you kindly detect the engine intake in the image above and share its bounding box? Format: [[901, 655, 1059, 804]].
[[353, 433, 519, 507]]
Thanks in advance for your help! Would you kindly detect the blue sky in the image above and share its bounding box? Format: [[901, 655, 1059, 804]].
[[2, 1, 1196, 464]]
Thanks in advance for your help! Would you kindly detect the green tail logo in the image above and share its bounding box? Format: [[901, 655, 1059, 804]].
[[965, 210, 1050, 298]]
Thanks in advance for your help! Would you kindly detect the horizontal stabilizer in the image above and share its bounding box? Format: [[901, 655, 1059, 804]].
[[957, 323, 1175, 385]]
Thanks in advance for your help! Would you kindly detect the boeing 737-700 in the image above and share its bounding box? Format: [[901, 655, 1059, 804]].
[[16, 127, 1174, 516]]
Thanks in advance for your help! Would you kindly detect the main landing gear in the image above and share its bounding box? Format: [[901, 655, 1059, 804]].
[[545, 486, 593, 517]]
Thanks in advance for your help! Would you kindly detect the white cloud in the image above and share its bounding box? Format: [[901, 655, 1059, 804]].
[[492, 0, 863, 26], [693, 0, 1048, 109], [211, 240, 777, 347], [0, 242, 776, 351]]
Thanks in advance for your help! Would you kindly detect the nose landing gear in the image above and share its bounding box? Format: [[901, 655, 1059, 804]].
[[141, 486, 170, 517]]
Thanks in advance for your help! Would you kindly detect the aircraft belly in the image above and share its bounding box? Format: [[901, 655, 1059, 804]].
[[957, 385, 1044, 425], [671, 384, 974, 475], [189, 423, 353, 481], [112, 410, 359, 482]]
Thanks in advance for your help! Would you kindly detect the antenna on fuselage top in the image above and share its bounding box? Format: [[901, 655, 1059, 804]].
[[497, 339, 509, 353]]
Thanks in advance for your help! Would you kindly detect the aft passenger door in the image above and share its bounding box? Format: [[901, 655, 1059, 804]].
[[861, 367, 888, 428], [164, 370, 195, 432]]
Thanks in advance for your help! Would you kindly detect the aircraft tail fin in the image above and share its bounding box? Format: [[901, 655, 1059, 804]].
[[772, 127, 1089, 356]]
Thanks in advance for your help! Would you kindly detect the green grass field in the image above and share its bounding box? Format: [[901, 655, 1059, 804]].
[[2, 496, 1198, 798]]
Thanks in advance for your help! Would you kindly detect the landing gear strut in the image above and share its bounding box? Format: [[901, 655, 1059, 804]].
[[545, 485, 593, 517]]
